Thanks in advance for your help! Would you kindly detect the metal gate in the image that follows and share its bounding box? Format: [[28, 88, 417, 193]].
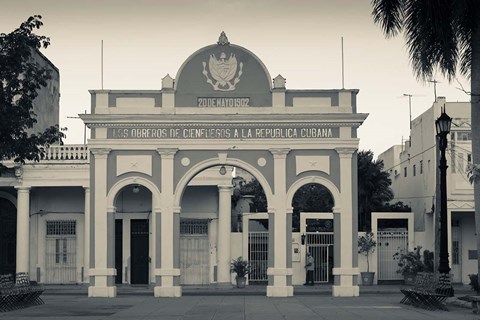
[[45, 220, 77, 283], [248, 231, 268, 282], [451, 222, 462, 283], [377, 230, 408, 281], [306, 233, 334, 283], [180, 219, 209, 285]]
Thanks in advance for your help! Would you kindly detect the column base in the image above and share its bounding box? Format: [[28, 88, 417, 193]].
[[332, 285, 359, 297], [266, 285, 294, 297], [88, 285, 117, 297], [154, 286, 182, 297]]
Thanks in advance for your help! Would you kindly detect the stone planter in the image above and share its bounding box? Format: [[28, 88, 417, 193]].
[[361, 272, 375, 286], [236, 276, 246, 288]]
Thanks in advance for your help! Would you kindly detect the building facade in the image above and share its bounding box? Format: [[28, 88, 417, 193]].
[[378, 97, 475, 284], [0, 33, 367, 297]]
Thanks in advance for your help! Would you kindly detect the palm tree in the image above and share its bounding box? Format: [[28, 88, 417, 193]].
[[358, 150, 394, 231], [371, 0, 480, 279]]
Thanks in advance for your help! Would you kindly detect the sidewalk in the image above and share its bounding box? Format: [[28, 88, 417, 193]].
[[41, 283, 473, 296], [1, 289, 478, 320]]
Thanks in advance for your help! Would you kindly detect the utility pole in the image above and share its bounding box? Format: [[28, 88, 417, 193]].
[[403, 94, 413, 147], [428, 79, 440, 101]]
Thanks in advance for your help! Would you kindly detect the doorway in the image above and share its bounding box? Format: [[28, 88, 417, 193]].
[[115, 219, 123, 284], [0, 198, 16, 275], [130, 219, 149, 284]]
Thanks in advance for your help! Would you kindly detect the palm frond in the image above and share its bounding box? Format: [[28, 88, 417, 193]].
[[371, 0, 406, 37]]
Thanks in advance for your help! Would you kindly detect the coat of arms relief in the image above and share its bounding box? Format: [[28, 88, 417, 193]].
[[202, 52, 243, 91]]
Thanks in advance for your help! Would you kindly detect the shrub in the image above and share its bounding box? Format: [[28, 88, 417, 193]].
[[469, 274, 480, 294], [230, 257, 251, 278], [393, 246, 425, 276]]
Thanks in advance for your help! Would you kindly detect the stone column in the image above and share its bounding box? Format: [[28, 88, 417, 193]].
[[155, 148, 181, 297], [88, 148, 117, 297], [217, 184, 233, 284], [83, 186, 90, 282], [267, 148, 293, 297], [332, 148, 359, 297], [15, 186, 31, 274]]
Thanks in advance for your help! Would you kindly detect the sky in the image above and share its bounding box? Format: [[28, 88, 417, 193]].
[[1, 0, 471, 157]]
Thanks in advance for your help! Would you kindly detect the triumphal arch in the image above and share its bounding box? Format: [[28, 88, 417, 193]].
[[83, 32, 367, 298]]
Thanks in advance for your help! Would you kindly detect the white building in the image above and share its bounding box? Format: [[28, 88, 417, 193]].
[[378, 97, 475, 284], [0, 33, 368, 297]]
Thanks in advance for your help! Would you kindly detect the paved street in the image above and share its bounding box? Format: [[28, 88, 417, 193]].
[[1, 293, 478, 320]]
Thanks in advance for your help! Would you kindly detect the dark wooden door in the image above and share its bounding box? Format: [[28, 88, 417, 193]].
[[0, 198, 16, 275], [115, 219, 123, 284], [130, 219, 149, 284]]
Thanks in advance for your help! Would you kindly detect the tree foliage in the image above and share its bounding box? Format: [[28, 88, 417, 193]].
[[358, 150, 394, 231], [0, 15, 64, 167]]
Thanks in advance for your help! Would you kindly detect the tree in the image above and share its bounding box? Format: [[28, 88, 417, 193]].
[[0, 15, 64, 169], [358, 150, 394, 231], [291, 183, 334, 231], [371, 0, 480, 283]]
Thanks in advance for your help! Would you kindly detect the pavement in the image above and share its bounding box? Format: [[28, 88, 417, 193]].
[[1, 284, 479, 319]]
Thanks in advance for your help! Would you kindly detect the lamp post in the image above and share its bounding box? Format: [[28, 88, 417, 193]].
[[435, 108, 452, 276]]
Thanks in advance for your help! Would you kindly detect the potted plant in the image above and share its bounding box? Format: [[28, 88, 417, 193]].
[[230, 256, 251, 288], [393, 246, 425, 285], [358, 232, 376, 286]]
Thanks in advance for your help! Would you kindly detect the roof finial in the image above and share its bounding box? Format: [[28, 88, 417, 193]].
[[217, 31, 230, 45]]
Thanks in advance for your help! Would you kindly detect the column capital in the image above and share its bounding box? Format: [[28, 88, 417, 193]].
[[90, 148, 111, 158], [173, 206, 181, 214], [83, 186, 90, 192], [269, 148, 290, 159], [153, 207, 162, 214], [332, 207, 341, 214], [218, 184, 233, 192], [107, 206, 116, 214], [157, 148, 178, 159], [15, 186, 31, 192], [335, 147, 356, 158]]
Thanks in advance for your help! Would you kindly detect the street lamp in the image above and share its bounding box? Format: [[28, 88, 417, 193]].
[[435, 108, 452, 277]]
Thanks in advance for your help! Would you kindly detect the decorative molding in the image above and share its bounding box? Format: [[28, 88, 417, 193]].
[[257, 157, 267, 167], [181, 157, 190, 166], [217, 31, 230, 45], [218, 153, 228, 164], [448, 202, 474, 209], [296, 155, 329, 175]]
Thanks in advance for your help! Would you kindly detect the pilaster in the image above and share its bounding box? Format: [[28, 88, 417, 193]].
[[15, 186, 31, 274], [88, 148, 117, 297], [266, 148, 293, 297], [83, 186, 90, 282], [155, 148, 181, 297], [332, 148, 359, 297], [217, 184, 233, 284]]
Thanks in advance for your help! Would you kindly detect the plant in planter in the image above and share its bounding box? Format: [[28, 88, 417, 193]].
[[230, 256, 251, 288], [393, 246, 425, 285], [358, 232, 376, 285]]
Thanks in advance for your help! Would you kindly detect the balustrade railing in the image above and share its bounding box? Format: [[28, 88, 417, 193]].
[[41, 145, 89, 161]]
